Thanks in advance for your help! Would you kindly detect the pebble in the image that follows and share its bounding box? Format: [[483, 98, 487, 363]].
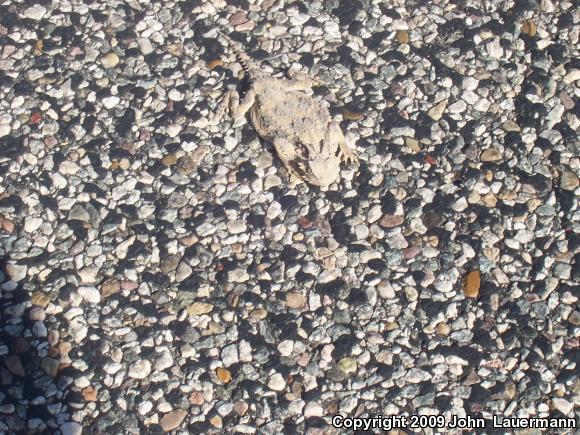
[[427, 100, 447, 120], [159, 409, 187, 432], [462, 77, 479, 90], [303, 402, 323, 418], [464, 270, 481, 298], [560, 171, 578, 191], [24, 5, 47, 20], [480, 148, 502, 162], [101, 279, 121, 298], [128, 360, 152, 379], [379, 214, 404, 228], [138, 38, 154, 55], [6, 263, 27, 282], [268, 373, 286, 391], [101, 53, 120, 68], [78, 286, 101, 304], [24, 217, 43, 232], [60, 422, 82, 435], [102, 96, 120, 109]]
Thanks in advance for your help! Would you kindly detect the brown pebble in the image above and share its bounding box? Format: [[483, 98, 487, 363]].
[[229, 11, 247, 26], [159, 409, 188, 432], [209, 415, 223, 428], [101, 278, 121, 298], [395, 30, 409, 43], [0, 217, 15, 233], [179, 234, 199, 246], [120, 280, 138, 291], [82, 386, 98, 401], [379, 214, 404, 228], [481, 148, 502, 162], [216, 367, 232, 383], [436, 322, 450, 336], [162, 154, 178, 166], [189, 391, 205, 406], [464, 270, 481, 298], [286, 292, 305, 309]]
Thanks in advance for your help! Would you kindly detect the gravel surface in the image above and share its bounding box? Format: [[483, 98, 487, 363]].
[[0, 0, 579, 434]]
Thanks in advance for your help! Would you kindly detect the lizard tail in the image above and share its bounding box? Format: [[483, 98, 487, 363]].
[[217, 30, 262, 79]]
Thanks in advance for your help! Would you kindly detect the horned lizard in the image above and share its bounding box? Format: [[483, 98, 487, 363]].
[[215, 31, 358, 188]]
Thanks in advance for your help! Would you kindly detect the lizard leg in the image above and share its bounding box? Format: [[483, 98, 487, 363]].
[[215, 89, 256, 122], [284, 70, 321, 91], [328, 122, 358, 165], [272, 138, 303, 186]]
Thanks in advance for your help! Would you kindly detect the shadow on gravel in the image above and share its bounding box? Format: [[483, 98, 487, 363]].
[[0, 253, 75, 434]]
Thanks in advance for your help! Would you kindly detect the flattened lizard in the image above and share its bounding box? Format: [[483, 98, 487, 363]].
[[215, 31, 358, 188]]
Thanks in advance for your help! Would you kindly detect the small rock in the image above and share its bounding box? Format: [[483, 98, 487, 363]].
[[286, 292, 305, 308], [138, 37, 154, 55], [427, 100, 447, 121], [552, 398, 573, 415], [210, 415, 223, 428], [221, 344, 239, 367], [101, 279, 121, 298], [177, 155, 197, 174], [24, 217, 43, 232], [268, 373, 286, 391], [102, 96, 120, 109], [175, 262, 192, 282], [304, 402, 323, 418], [6, 263, 27, 281], [560, 171, 578, 191], [189, 391, 204, 406], [24, 5, 47, 20], [462, 76, 479, 90], [101, 53, 120, 68], [395, 30, 409, 43], [41, 357, 59, 377], [187, 302, 213, 315], [78, 286, 101, 304], [82, 386, 98, 401], [5, 355, 25, 376], [160, 254, 180, 273], [448, 100, 467, 113], [234, 400, 249, 416], [162, 154, 178, 166], [128, 359, 152, 379], [502, 120, 520, 132], [379, 214, 404, 228], [486, 38, 503, 59], [216, 367, 232, 383], [464, 270, 480, 298], [481, 148, 502, 162], [568, 311, 580, 326], [160, 409, 187, 432], [60, 422, 82, 435], [377, 281, 395, 299], [0, 217, 15, 233]]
